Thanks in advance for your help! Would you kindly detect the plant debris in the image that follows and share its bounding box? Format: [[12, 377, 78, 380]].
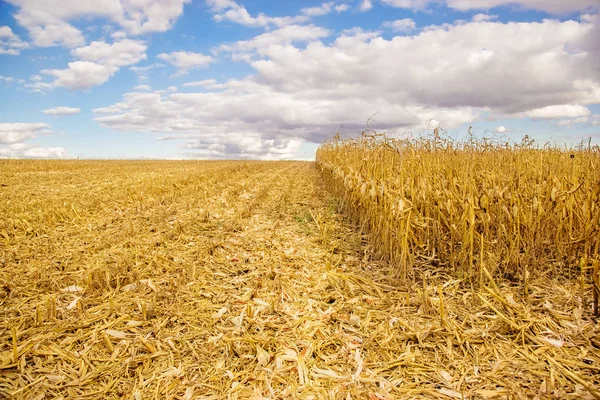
[[0, 160, 599, 399]]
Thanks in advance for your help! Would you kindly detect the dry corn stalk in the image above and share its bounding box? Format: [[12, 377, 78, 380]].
[[317, 131, 600, 286]]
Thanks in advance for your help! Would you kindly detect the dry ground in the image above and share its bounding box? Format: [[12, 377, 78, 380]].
[[0, 160, 598, 399]]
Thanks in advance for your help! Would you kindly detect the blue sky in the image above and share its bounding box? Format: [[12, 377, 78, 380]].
[[0, 0, 599, 159]]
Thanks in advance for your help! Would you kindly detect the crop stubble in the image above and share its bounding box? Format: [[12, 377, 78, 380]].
[[0, 160, 599, 399]]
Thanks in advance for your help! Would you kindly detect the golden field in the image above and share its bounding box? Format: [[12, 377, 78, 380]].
[[317, 133, 600, 283], [0, 157, 599, 399]]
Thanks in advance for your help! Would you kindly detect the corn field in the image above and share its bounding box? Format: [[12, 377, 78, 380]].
[[2, 159, 600, 398], [317, 131, 600, 289]]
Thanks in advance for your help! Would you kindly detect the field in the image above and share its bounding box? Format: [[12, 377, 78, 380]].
[[1, 157, 599, 399]]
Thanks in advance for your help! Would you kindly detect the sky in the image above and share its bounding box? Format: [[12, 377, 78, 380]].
[[0, 0, 599, 160]]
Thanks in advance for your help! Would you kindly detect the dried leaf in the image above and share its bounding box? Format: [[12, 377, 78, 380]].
[[256, 345, 270, 367], [538, 337, 564, 348], [437, 388, 463, 398], [61, 285, 84, 293], [66, 297, 80, 310], [122, 283, 137, 292], [105, 329, 129, 339]]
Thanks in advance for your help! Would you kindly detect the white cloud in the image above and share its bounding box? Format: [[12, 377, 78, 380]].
[[445, 0, 599, 14], [523, 105, 592, 119], [182, 79, 219, 88], [554, 117, 590, 127], [380, 0, 431, 10], [12, 10, 87, 48], [301, 2, 336, 16], [92, 17, 600, 158], [0, 123, 51, 144], [130, 63, 163, 80], [5, 0, 190, 48], [42, 61, 115, 90], [93, 102, 130, 114], [0, 76, 16, 83], [495, 125, 510, 133], [359, 0, 373, 11], [245, 18, 600, 114], [111, 30, 128, 39], [206, 0, 310, 28], [378, 0, 599, 13], [40, 39, 147, 90], [335, 4, 351, 12], [340, 27, 382, 41], [134, 84, 152, 91], [42, 107, 82, 116], [180, 135, 304, 160], [0, 143, 65, 158], [382, 18, 417, 33], [117, 0, 191, 35], [24, 81, 55, 92], [71, 39, 147, 68], [0, 25, 29, 55], [157, 51, 214, 75], [218, 25, 330, 58], [472, 14, 498, 22]]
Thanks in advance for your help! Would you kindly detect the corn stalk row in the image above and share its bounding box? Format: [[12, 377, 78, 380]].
[[317, 131, 600, 292]]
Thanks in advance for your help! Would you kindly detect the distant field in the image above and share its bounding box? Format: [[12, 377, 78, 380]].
[[1, 159, 599, 399]]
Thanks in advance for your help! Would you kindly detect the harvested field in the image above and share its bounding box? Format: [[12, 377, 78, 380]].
[[1, 160, 599, 399]]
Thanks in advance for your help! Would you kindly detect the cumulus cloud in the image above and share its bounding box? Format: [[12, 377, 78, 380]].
[[359, 0, 374, 11], [0, 122, 63, 158], [554, 117, 590, 127], [134, 84, 152, 91], [382, 18, 417, 33], [24, 81, 55, 92], [523, 105, 592, 119], [495, 126, 510, 133], [0, 25, 29, 55], [472, 14, 498, 22], [444, 0, 599, 14], [380, 0, 431, 10], [301, 2, 341, 16], [179, 134, 304, 160], [217, 25, 330, 60], [335, 4, 351, 12], [130, 63, 164, 80], [247, 19, 600, 114], [42, 107, 82, 116], [92, 17, 600, 158], [0, 123, 51, 144], [13, 13, 85, 48], [157, 51, 214, 75], [0, 143, 65, 158], [5, 0, 190, 48], [205, 0, 346, 29], [71, 39, 147, 68], [39, 39, 147, 90], [42, 61, 115, 90], [117, 0, 191, 35], [93, 102, 130, 114], [378, 0, 599, 13], [181, 79, 219, 88], [206, 0, 308, 28]]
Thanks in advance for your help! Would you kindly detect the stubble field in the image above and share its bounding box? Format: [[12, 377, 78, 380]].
[[0, 160, 599, 399]]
